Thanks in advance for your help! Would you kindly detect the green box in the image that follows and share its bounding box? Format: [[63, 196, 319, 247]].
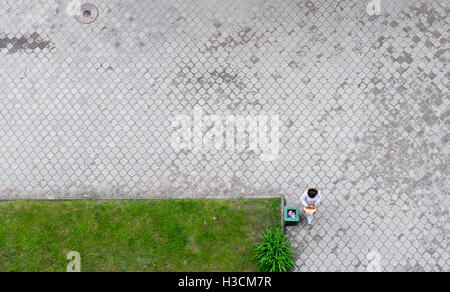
[[283, 206, 300, 225]]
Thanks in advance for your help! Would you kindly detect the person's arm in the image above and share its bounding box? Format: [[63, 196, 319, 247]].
[[315, 191, 322, 206], [300, 191, 308, 207]]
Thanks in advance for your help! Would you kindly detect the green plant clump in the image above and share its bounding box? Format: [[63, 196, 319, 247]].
[[254, 228, 295, 272]]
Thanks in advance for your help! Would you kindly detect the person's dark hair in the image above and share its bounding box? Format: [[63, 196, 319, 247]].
[[307, 188, 318, 198]]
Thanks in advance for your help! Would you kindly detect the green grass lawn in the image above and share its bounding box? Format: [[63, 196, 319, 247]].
[[0, 198, 281, 272]]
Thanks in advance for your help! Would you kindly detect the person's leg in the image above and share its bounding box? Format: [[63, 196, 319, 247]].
[[306, 213, 313, 224]]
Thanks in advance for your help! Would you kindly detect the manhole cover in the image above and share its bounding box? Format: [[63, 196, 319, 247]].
[[76, 3, 98, 24]]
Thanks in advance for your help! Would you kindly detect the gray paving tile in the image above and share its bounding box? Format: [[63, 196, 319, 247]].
[[0, 0, 448, 272]]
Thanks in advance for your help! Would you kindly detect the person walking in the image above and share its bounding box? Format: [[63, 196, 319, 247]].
[[300, 188, 322, 224]]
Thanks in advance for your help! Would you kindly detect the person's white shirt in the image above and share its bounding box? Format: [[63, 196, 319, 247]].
[[300, 189, 322, 207]]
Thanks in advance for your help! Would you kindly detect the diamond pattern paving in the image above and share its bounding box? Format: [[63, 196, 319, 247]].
[[0, 0, 448, 271]]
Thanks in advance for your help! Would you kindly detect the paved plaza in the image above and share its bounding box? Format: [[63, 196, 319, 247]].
[[0, 0, 448, 271]]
